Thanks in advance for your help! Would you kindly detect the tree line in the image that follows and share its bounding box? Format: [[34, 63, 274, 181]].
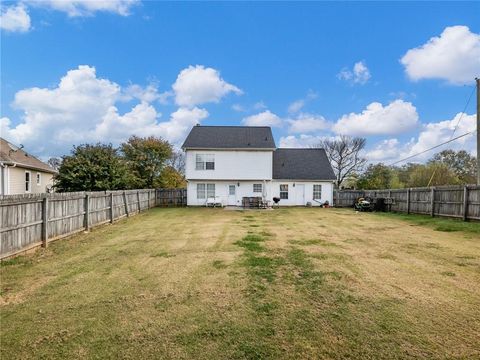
[[316, 136, 476, 189], [48, 136, 186, 192]]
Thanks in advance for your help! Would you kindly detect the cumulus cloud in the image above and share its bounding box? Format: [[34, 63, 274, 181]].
[[27, 0, 140, 17], [286, 113, 329, 134], [0, 4, 31, 32], [333, 100, 418, 136], [279, 134, 326, 148], [1, 65, 209, 157], [366, 112, 476, 163], [287, 91, 318, 114], [337, 61, 371, 85], [400, 25, 480, 85], [172, 65, 242, 107], [242, 110, 282, 127]]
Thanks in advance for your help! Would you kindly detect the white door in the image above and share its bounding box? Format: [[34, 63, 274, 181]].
[[228, 184, 237, 206], [295, 184, 305, 205]]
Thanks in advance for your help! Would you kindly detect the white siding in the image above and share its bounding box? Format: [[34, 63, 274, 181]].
[[187, 180, 272, 206], [185, 150, 273, 180], [271, 181, 334, 206], [7, 166, 54, 195]]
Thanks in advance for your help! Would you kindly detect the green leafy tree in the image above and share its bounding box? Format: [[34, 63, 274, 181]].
[[408, 162, 460, 187], [357, 163, 394, 189], [54, 144, 130, 192], [155, 166, 187, 189], [430, 150, 476, 184], [121, 136, 173, 188]]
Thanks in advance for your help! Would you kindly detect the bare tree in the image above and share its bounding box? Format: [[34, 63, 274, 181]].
[[168, 150, 186, 175], [316, 136, 366, 187], [47, 157, 62, 170]]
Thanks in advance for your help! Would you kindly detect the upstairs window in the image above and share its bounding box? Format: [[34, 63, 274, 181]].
[[313, 184, 322, 200], [280, 184, 288, 199], [196, 154, 215, 170], [253, 184, 262, 193]]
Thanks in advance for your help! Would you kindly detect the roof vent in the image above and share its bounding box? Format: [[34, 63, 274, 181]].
[[247, 142, 251, 146], [265, 137, 268, 141], [196, 123, 200, 126]]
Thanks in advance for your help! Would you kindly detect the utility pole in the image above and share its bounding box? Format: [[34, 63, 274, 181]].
[[477, 78, 480, 185]]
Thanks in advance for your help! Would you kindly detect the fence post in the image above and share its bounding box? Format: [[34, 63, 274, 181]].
[[430, 187, 435, 217], [42, 196, 49, 248], [406, 188, 410, 215], [110, 192, 114, 223], [463, 186, 469, 221], [137, 190, 141, 212], [123, 191, 129, 217], [84, 193, 90, 230]]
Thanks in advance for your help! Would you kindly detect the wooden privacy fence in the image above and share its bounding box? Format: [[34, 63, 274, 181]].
[[334, 185, 480, 221], [156, 188, 187, 207], [0, 188, 186, 260]]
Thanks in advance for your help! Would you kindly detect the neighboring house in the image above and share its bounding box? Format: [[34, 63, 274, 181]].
[[182, 125, 336, 206], [0, 138, 56, 195]]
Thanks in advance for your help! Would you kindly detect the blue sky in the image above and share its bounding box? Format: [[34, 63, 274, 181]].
[[1, 1, 479, 163]]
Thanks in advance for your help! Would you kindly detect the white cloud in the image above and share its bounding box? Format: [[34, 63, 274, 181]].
[[232, 104, 245, 112], [0, 4, 31, 32], [286, 113, 329, 134], [333, 100, 418, 136], [172, 65, 242, 107], [287, 100, 305, 114], [241, 110, 282, 128], [400, 25, 480, 85], [254, 101, 267, 110], [1, 65, 209, 157], [338, 61, 371, 85], [27, 0, 140, 17], [287, 91, 318, 114], [366, 112, 476, 163], [279, 134, 326, 148]]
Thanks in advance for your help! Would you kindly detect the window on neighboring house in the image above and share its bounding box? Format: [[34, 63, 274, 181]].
[[207, 184, 215, 198], [197, 184, 206, 199], [25, 171, 31, 192], [36, 173, 41, 185], [280, 184, 288, 199], [313, 184, 322, 200], [195, 154, 215, 170], [253, 184, 262, 193]]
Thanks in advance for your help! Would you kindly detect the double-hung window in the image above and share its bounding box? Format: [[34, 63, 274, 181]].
[[207, 184, 215, 198], [197, 183, 216, 199], [253, 184, 262, 193], [196, 154, 215, 170], [313, 184, 322, 200], [25, 171, 31, 192], [197, 184, 206, 199], [280, 184, 288, 199]]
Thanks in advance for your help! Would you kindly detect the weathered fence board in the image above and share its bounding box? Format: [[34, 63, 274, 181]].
[[334, 185, 480, 221], [0, 188, 185, 260]]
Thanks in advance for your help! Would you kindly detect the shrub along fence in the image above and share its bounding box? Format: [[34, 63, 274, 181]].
[[334, 185, 480, 221], [0, 188, 186, 260]]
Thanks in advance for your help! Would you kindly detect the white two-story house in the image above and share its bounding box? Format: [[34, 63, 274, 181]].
[[182, 125, 336, 206]]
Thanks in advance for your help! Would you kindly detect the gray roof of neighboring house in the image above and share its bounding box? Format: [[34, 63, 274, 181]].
[[273, 148, 336, 180], [0, 137, 57, 174], [182, 126, 276, 149]]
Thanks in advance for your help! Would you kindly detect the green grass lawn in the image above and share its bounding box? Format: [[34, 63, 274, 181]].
[[1, 208, 479, 359]]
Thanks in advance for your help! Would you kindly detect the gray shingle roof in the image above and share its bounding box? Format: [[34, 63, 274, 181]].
[[182, 126, 276, 149], [273, 148, 336, 180], [0, 137, 56, 174]]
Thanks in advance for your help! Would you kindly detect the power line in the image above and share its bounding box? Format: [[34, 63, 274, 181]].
[[389, 130, 475, 166], [451, 85, 475, 138]]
